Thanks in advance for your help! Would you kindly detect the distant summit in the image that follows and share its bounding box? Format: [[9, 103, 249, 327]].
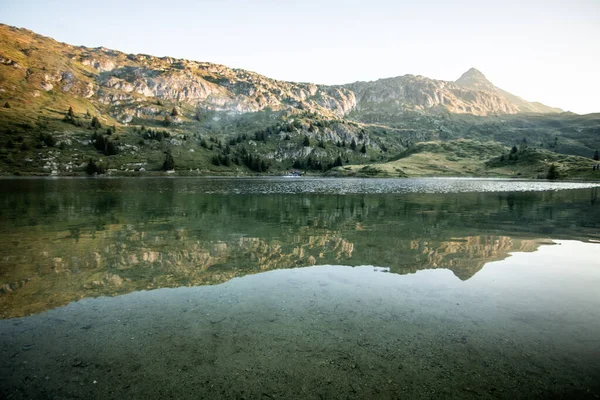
[[455, 68, 495, 91], [344, 66, 562, 116], [457, 67, 487, 81]]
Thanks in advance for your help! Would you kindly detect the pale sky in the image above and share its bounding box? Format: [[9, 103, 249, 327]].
[[2, 0, 600, 114]]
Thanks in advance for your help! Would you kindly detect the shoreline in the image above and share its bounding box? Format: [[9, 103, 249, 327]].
[[1, 173, 599, 185]]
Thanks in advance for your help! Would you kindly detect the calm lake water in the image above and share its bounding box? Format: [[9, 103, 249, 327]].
[[1, 177, 599, 399]]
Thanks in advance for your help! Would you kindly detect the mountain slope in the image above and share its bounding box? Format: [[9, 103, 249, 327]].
[[337, 139, 597, 180], [0, 24, 356, 122], [456, 68, 562, 114]]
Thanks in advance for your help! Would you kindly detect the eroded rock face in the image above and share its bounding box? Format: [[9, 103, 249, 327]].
[[92, 62, 358, 116]]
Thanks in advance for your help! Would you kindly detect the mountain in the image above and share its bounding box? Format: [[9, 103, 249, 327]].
[[0, 24, 355, 121], [344, 67, 561, 117], [0, 24, 598, 178], [0, 24, 560, 120], [457, 68, 562, 114]]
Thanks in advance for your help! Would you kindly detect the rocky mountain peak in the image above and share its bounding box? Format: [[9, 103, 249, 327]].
[[455, 67, 494, 90], [460, 67, 486, 79]]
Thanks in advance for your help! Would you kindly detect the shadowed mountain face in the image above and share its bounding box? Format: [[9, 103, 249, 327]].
[[0, 24, 559, 121], [1, 178, 598, 319]]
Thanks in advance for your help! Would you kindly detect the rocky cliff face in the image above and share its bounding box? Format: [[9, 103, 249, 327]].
[[0, 24, 560, 124]]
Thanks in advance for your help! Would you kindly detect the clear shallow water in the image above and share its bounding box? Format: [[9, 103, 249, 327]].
[[0, 178, 599, 399]]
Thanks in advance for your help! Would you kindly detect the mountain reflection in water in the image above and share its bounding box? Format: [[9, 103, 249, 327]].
[[0, 178, 598, 318]]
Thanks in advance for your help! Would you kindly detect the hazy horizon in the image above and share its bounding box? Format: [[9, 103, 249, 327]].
[[3, 0, 599, 114]]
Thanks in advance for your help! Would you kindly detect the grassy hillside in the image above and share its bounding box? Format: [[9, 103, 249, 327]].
[[0, 102, 405, 176], [346, 109, 600, 158], [334, 140, 599, 179]]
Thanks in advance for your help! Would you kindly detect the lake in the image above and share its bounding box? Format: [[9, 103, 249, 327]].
[[1, 177, 599, 399]]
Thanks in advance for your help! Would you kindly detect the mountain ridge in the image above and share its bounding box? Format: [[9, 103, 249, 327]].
[[342, 67, 561, 116], [0, 23, 561, 119]]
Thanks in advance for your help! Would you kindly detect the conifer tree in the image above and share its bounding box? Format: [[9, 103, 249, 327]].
[[547, 164, 559, 180], [162, 151, 175, 171], [91, 116, 102, 129]]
